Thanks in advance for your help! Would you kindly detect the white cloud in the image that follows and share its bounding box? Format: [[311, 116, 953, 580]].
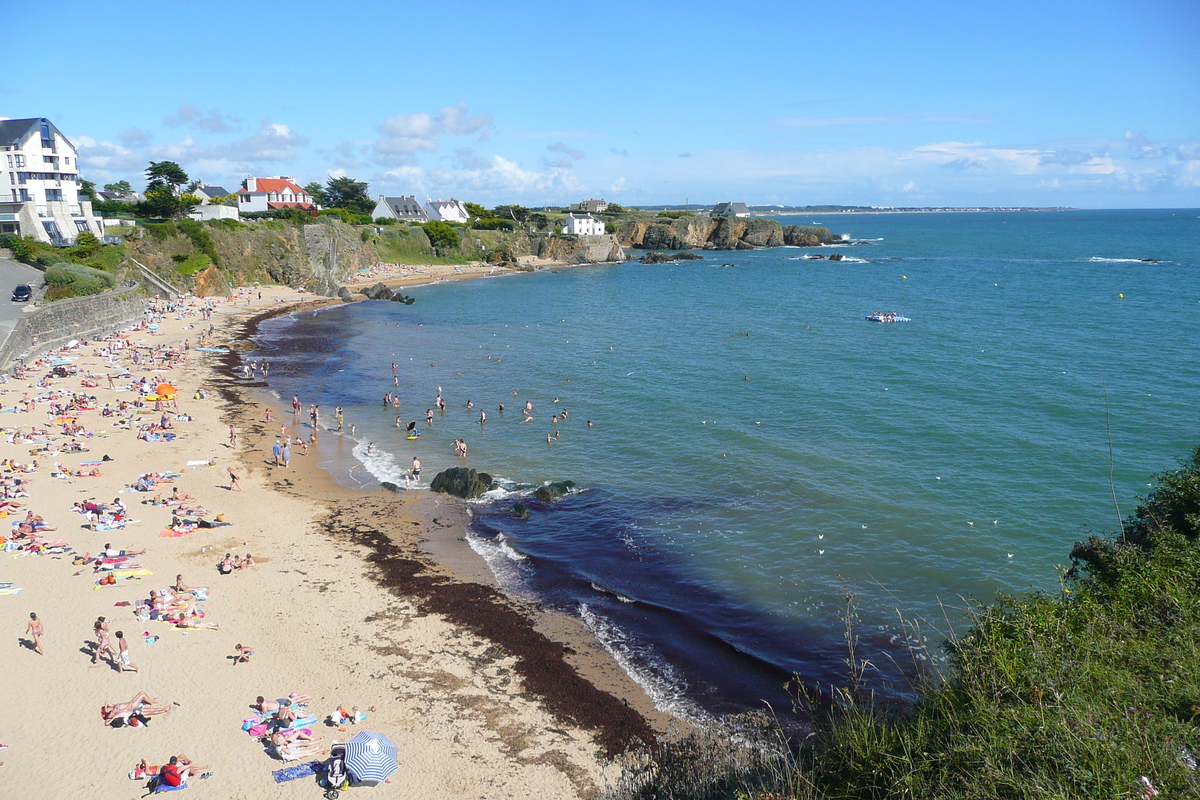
[[375, 104, 492, 160], [164, 104, 240, 134]]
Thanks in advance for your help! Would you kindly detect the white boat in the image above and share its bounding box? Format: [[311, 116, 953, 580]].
[[866, 312, 910, 323]]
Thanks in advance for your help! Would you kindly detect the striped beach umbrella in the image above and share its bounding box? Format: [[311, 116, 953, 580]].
[[343, 731, 398, 785]]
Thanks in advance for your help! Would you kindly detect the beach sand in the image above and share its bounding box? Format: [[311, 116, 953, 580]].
[[0, 283, 671, 798]]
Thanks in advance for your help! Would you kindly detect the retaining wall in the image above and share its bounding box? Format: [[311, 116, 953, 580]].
[[0, 286, 147, 369]]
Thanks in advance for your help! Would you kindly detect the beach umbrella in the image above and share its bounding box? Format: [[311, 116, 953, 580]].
[[156, 383, 177, 396], [343, 731, 398, 785]]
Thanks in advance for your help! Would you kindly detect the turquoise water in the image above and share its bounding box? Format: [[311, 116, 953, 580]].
[[254, 208, 1200, 720]]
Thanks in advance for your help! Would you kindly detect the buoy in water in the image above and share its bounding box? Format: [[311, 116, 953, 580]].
[[1119, 293, 1124, 298], [902, 275, 907, 280]]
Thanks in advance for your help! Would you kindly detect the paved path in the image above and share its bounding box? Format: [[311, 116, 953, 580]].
[[0, 256, 45, 352]]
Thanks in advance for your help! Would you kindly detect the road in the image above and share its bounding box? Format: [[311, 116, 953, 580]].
[[0, 255, 46, 352]]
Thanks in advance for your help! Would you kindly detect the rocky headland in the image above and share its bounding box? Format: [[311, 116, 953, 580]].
[[612, 215, 840, 251]]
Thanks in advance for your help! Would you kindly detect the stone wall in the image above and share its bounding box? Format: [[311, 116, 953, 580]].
[[0, 286, 146, 369]]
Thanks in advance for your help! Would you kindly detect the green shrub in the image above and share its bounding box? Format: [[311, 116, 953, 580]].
[[374, 217, 397, 226], [43, 262, 116, 299], [472, 218, 517, 231], [206, 218, 242, 232], [142, 221, 178, 242], [177, 217, 219, 265], [422, 220, 460, 250], [8, 236, 35, 263], [173, 252, 212, 276]]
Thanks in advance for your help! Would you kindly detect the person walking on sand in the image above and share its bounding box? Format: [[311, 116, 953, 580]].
[[281, 440, 291, 468], [26, 612, 44, 655], [272, 440, 282, 467], [264, 408, 272, 424], [228, 426, 237, 448], [228, 468, 242, 492], [116, 630, 139, 673], [93, 617, 114, 666]]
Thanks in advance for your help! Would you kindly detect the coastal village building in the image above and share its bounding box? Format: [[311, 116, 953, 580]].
[[236, 176, 315, 214], [193, 184, 233, 204], [569, 198, 608, 213], [712, 201, 751, 218], [561, 213, 606, 236], [423, 198, 470, 224], [372, 195, 428, 223], [0, 117, 105, 244], [189, 183, 240, 222]]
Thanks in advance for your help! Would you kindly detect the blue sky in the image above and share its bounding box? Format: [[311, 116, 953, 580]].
[[7, 0, 1198, 207]]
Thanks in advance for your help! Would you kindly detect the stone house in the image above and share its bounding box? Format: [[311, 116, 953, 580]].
[[569, 198, 608, 213]]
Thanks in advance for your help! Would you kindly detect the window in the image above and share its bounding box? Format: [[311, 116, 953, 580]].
[[5, 155, 10, 168], [14, 154, 24, 168], [19, 189, 30, 202], [75, 220, 91, 233], [46, 189, 64, 202]]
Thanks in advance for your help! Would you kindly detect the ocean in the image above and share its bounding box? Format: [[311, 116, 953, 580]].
[[250, 208, 1200, 723]]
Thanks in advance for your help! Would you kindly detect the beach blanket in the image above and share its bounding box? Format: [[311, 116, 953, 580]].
[[271, 761, 325, 784], [0, 587, 22, 595], [112, 568, 153, 578]]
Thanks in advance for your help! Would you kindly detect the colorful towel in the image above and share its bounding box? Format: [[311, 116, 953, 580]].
[[271, 761, 325, 783]]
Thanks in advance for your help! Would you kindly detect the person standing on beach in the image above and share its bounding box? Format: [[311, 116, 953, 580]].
[[116, 631, 139, 673], [228, 426, 237, 448], [272, 440, 282, 467], [335, 407, 344, 431], [281, 440, 291, 468], [26, 612, 44, 655], [292, 395, 300, 414], [411, 457, 421, 482], [264, 408, 272, 424]]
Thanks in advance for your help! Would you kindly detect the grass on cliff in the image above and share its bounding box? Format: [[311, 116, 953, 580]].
[[612, 448, 1200, 800], [374, 225, 471, 265]]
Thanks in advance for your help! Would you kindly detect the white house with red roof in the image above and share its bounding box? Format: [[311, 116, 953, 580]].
[[236, 176, 315, 214]]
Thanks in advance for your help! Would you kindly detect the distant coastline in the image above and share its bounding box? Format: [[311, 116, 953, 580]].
[[631, 204, 1075, 216]]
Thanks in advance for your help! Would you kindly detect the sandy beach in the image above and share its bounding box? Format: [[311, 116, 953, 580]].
[[0, 281, 670, 798]]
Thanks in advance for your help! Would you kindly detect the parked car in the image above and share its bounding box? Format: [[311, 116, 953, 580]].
[[11, 284, 32, 302]]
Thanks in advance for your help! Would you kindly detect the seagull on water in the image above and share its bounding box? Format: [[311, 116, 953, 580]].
[[819, 549, 825, 555]]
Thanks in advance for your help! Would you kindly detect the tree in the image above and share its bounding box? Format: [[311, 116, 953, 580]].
[[145, 161, 189, 193], [303, 181, 329, 207], [80, 179, 97, 202], [464, 202, 491, 221], [323, 176, 372, 215], [138, 187, 199, 219], [104, 180, 133, 194], [606, 203, 625, 213], [493, 204, 530, 222]]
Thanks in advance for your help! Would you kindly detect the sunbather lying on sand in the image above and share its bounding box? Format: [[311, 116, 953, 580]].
[[274, 737, 326, 761], [102, 692, 172, 725]]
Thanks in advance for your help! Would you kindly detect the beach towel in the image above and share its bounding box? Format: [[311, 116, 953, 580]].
[[271, 761, 325, 783]]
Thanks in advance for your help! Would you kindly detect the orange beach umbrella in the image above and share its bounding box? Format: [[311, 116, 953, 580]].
[[156, 383, 178, 396]]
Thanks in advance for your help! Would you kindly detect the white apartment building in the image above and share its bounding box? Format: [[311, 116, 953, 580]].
[[0, 117, 105, 244], [236, 176, 315, 214], [561, 213, 605, 236]]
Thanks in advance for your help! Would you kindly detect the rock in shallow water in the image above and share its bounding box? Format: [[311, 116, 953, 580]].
[[430, 467, 495, 499]]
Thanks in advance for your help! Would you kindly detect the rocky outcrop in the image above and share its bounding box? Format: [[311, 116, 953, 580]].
[[639, 251, 704, 264], [615, 217, 838, 251], [536, 234, 625, 264], [783, 225, 838, 247], [534, 480, 576, 502], [429, 467, 495, 499], [359, 282, 415, 303]]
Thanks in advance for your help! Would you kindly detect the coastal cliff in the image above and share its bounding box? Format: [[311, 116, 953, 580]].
[[122, 218, 625, 296], [612, 216, 839, 251]]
